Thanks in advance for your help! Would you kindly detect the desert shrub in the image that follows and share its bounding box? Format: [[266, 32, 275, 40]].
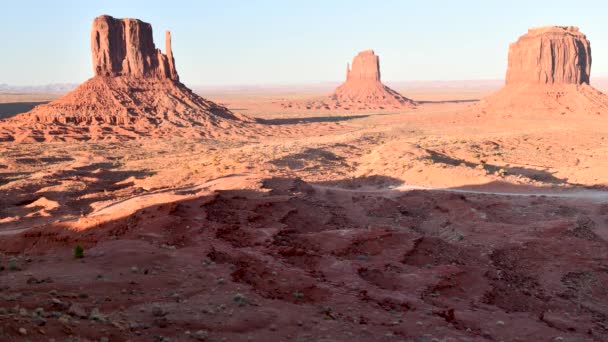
[[74, 245, 84, 259]]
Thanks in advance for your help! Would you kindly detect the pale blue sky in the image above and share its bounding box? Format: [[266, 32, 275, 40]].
[[2, 0, 608, 86]]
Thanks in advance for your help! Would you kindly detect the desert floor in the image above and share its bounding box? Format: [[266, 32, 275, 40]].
[[1, 84, 608, 341]]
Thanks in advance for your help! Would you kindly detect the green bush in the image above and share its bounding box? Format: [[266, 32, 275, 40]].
[[74, 245, 84, 259]]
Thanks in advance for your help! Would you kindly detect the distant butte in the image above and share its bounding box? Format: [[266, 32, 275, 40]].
[[480, 26, 608, 113], [280, 50, 415, 111], [332, 50, 415, 108], [0, 15, 252, 142]]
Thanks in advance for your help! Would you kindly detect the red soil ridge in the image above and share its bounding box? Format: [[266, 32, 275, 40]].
[[0, 15, 253, 142]]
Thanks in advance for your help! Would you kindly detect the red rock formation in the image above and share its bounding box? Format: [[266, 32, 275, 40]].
[[332, 50, 414, 109], [480, 26, 608, 114], [0, 15, 252, 142], [346, 50, 380, 82], [91, 15, 178, 81], [506, 26, 591, 85], [280, 50, 414, 111], [165, 31, 178, 81]]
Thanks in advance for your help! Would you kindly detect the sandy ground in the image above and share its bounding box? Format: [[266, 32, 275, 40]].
[[1, 85, 608, 341]]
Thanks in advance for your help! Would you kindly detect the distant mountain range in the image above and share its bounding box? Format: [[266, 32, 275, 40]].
[[0, 83, 78, 93]]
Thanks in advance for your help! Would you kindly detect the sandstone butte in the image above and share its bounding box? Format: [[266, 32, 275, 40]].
[[0, 15, 252, 142], [480, 26, 608, 113], [332, 50, 414, 108], [279, 50, 415, 111]]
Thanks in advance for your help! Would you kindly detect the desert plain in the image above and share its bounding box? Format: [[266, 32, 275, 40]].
[[0, 17, 608, 342]]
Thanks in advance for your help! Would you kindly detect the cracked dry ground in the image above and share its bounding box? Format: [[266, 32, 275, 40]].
[[1, 176, 608, 341]]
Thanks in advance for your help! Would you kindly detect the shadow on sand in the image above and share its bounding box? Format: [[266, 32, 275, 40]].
[[416, 99, 479, 104], [0, 174, 607, 340], [257, 114, 370, 125], [426, 150, 570, 185], [0, 101, 48, 119], [0, 162, 155, 230]]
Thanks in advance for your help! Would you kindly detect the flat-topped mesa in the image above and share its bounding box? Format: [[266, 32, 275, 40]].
[[346, 50, 381, 82], [91, 15, 179, 81], [479, 26, 608, 114], [506, 26, 591, 85]]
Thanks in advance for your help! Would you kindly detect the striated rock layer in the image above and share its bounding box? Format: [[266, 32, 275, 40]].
[[479, 26, 608, 114], [0, 15, 252, 142], [506, 26, 591, 85], [91, 15, 179, 81], [280, 50, 415, 111]]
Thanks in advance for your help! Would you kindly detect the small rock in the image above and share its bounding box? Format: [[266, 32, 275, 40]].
[[26, 276, 42, 284], [68, 303, 87, 318], [50, 297, 69, 310], [32, 316, 46, 326], [130, 266, 139, 273], [154, 317, 168, 328], [89, 307, 105, 321], [18, 327, 27, 335], [152, 305, 166, 317], [193, 330, 208, 341], [496, 320, 505, 326], [355, 255, 368, 261], [233, 293, 248, 307]]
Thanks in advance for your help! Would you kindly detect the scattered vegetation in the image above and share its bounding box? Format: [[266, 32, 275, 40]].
[[74, 245, 84, 259]]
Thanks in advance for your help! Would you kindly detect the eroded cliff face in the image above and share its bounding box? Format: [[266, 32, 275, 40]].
[[332, 50, 414, 108], [91, 15, 178, 81], [479, 26, 608, 114], [506, 26, 591, 85], [346, 50, 381, 82]]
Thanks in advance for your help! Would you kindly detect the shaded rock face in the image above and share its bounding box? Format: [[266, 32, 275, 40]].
[[506, 26, 591, 85], [91, 15, 179, 81], [346, 50, 381, 82]]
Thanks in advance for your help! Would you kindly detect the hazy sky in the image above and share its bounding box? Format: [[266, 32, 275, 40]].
[[2, 0, 608, 86]]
